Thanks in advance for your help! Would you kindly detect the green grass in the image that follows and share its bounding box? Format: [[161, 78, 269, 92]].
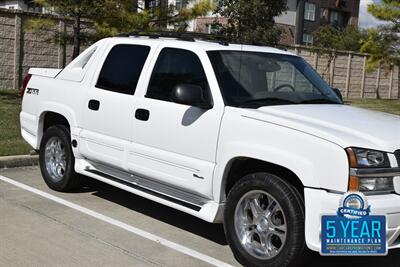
[[0, 88, 399, 156], [344, 99, 400, 116], [0, 89, 31, 156]]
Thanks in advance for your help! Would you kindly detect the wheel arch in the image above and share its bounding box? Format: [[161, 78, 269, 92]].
[[219, 157, 305, 202], [37, 106, 76, 149]]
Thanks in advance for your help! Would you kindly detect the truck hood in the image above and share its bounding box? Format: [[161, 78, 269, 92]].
[[242, 104, 400, 152]]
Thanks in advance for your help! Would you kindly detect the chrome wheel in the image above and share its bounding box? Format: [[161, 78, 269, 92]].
[[44, 136, 67, 182], [234, 190, 287, 260]]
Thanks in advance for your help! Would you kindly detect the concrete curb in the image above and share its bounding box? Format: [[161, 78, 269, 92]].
[[0, 155, 39, 169]]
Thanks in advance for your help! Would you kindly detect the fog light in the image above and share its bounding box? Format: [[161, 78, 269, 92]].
[[359, 177, 394, 193]]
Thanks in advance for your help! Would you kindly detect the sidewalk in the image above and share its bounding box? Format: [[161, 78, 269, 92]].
[[0, 154, 38, 169]]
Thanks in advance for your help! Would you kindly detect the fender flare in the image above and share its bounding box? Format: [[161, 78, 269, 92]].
[[36, 102, 77, 147], [212, 142, 316, 202]]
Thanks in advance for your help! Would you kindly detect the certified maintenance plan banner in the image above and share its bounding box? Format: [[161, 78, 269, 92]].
[[321, 192, 387, 255], [321, 215, 386, 255]]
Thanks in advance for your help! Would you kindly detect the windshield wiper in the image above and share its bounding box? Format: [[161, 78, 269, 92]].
[[300, 98, 340, 104], [238, 97, 296, 108]]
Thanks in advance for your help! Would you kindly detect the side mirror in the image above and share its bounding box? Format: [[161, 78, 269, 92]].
[[332, 88, 343, 102], [170, 84, 213, 109]]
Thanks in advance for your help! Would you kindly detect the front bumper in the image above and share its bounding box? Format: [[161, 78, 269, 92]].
[[305, 188, 400, 252]]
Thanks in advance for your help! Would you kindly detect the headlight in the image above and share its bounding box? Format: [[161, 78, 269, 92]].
[[346, 147, 394, 194], [348, 147, 391, 168]]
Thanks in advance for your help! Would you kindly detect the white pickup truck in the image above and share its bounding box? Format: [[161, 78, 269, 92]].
[[20, 33, 400, 267]]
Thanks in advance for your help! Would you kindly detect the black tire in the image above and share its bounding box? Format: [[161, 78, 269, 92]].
[[39, 125, 81, 191], [224, 172, 307, 267]]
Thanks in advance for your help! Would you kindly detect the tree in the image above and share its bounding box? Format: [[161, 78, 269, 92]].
[[360, 0, 400, 69], [360, 28, 399, 70], [213, 0, 287, 44], [31, 0, 127, 59], [96, 0, 214, 36], [313, 25, 368, 52], [27, 0, 212, 59], [310, 25, 367, 85], [367, 0, 400, 29]]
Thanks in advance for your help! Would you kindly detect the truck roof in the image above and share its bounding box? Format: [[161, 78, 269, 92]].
[[110, 36, 296, 56]]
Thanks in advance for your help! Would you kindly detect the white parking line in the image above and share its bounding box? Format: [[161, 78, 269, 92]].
[[0, 175, 234, 267]]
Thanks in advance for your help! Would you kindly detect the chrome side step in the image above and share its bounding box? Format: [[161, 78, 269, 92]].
[[85, 161, 210, 211]]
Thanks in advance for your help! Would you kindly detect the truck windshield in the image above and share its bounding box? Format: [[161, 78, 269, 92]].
[[207, 51, 342, 108]]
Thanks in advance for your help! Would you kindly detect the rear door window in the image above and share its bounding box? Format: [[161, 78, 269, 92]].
[[96, 44, 150, 95]]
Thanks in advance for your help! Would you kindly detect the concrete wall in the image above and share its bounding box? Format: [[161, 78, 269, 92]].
[[0, 10, 15, 89], [0, 8, 76, 89], [290, 45, 399, 99], [0, 8, 398, 99]]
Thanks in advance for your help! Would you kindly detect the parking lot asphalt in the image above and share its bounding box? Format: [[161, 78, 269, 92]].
[[0, 166, 399, 267]]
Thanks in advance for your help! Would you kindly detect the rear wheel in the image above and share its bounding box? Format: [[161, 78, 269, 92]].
[[39, 125, 81, 191], [224, 173, 306, 267]]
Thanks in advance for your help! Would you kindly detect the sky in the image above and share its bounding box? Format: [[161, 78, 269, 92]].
[[359, 0, 388, 28]]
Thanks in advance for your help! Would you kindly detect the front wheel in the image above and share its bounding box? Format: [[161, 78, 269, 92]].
[[39, 125, 81, 191], [224, 173, 306, 267]]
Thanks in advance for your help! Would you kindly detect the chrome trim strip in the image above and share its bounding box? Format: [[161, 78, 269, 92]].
[[85, 160, 210, 208], [350, 167, 400, 178]]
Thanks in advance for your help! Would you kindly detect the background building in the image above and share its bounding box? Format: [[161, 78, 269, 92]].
[[192, 0, 360, 45], [0, 0, 44, 13], [0, 0, 361, 46], [280, 0, 360, 45]]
